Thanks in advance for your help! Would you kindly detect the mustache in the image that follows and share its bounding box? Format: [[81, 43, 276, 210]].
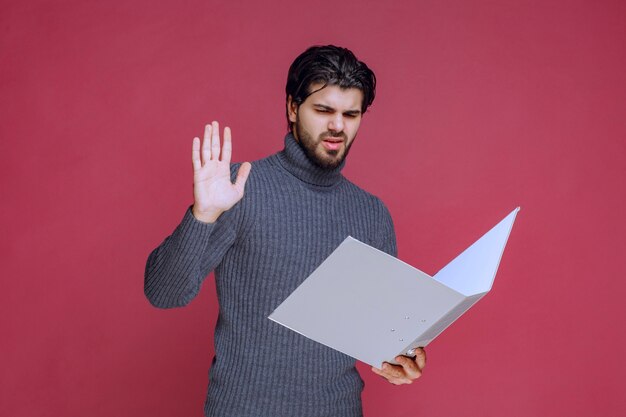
[[319, 132, 347, 140]]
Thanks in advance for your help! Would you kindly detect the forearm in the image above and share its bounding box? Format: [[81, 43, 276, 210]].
[[144, 207, 220, 308]]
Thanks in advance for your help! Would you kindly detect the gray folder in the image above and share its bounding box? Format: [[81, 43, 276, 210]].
[[268, 207, 520, 368]]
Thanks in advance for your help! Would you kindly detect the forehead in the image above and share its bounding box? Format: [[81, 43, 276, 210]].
[[305, 82, 363, 110]]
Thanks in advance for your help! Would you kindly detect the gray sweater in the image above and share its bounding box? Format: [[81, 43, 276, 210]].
[[145, 133, 397, 417]]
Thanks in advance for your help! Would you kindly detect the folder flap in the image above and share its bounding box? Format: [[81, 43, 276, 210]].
[[433, 207, 520, 296]]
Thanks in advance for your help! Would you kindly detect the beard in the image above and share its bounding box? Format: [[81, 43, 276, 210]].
[[294, 117, 355, 170]]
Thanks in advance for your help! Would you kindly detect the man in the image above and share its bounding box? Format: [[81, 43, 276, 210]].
[[145, 45, 426, 417]]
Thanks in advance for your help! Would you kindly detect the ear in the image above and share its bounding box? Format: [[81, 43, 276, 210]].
[[287, 95, 298, 123]]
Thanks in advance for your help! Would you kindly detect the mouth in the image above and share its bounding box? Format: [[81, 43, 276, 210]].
[[322, 137, 344, 151]]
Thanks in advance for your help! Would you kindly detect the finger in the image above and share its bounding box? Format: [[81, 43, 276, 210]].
[[233, 162, 251, 195], [211, 121, 221, 160], [221, 126, 232, 162], [202, 124, 212, 164], [414, 347, 427, 370], [390, 377, 413, 385], [395, 355, 422, 379], [371, 366, 383, 376], [371, 365, 392, 375], [380, 364, 413, 385], [192, 137, 201, 170], [371, 366, 410, 385], [384, 362, 406, 377]]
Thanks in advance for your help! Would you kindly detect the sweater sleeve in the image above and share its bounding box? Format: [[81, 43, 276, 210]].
[[372, 197, 398, 258], [144, 165, 243, 309]]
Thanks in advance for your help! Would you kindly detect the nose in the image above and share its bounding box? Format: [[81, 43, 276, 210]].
[[328, 115, 344, 133]]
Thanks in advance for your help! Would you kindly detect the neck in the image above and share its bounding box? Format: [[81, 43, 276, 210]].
[[275, 133, 345, 187]]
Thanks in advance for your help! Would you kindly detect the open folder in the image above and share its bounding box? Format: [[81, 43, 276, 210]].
[[269, 207, 520, 368]]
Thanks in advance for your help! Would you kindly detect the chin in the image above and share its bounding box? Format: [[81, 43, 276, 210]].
[[315, 155, 344, 169]]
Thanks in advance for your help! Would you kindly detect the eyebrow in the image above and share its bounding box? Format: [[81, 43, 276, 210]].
[[313, 104, 362, 116]]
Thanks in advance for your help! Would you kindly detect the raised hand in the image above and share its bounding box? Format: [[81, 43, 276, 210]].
[[191, 121, 251, 223]]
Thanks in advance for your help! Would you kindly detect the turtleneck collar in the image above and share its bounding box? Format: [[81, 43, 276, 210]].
[[275, 132, 345, 187]]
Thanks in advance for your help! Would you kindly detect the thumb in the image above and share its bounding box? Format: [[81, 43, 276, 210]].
[[234, 162, 252, 195]]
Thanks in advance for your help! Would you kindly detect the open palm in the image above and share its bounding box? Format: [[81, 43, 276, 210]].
[[192, 121, 251, 223]]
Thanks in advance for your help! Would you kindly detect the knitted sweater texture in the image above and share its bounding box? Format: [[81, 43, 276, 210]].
[[145, 133, 397, 417]]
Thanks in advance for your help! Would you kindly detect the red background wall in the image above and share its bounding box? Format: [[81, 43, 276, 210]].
[[2, 1, 624, 416]]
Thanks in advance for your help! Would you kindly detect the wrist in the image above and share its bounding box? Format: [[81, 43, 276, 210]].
[[191, 205, 223, 223]]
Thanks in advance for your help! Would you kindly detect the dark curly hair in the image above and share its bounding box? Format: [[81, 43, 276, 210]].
[[285, 45, 376, 131]]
